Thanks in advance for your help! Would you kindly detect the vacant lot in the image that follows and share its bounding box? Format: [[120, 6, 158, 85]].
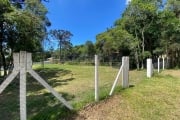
[[0, 64, 179, 120]]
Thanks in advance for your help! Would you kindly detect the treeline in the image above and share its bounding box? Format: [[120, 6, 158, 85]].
[[0, 0, 74, 77], [42, 40, 96, 63], [44, 0, 180, 69], [0, 0, 180, 77], [96, 0, 180, 69]]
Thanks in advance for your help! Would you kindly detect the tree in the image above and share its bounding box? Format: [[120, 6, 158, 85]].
[[84, 40, 95, 60], [50, 29, 73, 62], [0, 0, 15, 76], [61, 41, 73, 61], [0, 0, 50, 76], [96, 26, 132, 65], [158, 0, 180, 67], [166, 0, 180, 18], [118, 0, 161, 69], [96, 29, 115, 63], [94, 0, 180, 69]]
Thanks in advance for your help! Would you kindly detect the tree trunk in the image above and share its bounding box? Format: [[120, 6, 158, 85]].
[[135, 50, 140, 70], [0, 44, 7, 76], [135, 29, 140, 70], [41, 52, 44, 68], [108, 52, 112, 67], [59, 40, 62, 62], [7, 48, 14, 74], [141, 28, 145, 69], [0, 22, 7, 77]]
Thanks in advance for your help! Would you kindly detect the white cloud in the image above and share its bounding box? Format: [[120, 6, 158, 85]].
[[126, 0, 132, 5]]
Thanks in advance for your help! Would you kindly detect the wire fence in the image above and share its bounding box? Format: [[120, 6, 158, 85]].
[[0, 56, 170, 120], [0, 56, 125, 120]]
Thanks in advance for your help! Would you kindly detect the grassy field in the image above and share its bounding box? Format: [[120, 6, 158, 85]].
[[0, 64, 179, 120], [119, 71, 180, 120]]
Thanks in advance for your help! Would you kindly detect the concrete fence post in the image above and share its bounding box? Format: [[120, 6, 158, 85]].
[[109, 56, 129, 95], [163, 57, 165, 70], [158, 57, 160, 73], [147, 58, 153, 78], [95, 55, 99, 101], [0, 51, 73, 120], [122, 57, 129, 88]]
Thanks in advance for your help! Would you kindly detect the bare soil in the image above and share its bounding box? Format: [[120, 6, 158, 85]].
[[73, 95, 138, 120]]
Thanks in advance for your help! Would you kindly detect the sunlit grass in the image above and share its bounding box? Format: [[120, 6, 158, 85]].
[[0, 64, 179, 119], [120, 72, 180, 120]]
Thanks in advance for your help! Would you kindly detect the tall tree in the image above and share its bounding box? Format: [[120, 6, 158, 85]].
[[84, 40, 95, 59], [0, 0, 15, 76], [158, 0, 180, 67], [166, 0, 180, 18], [0, 0, 50, 76], [96, 27, 132, 64], [61, 41, 73, 61], [50, 29, 73, 62], [118, 0, 161, 69]]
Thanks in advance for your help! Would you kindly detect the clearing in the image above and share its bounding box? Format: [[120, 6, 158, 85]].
[[0, 64, 179, 120]]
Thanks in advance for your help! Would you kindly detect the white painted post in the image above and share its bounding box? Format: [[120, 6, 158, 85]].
[[158, 57, 160, 73], [20, 51, 27, 120], [0, 67, 3, 76], [95, 55, 99, 101], [1, 51, 73, 120], [147, 58, 152, 78], [122, 57, 129, 88], [0, 53, 19, 94], [109, 64, 123, 96], [26, 53, 32, 71], [163, 57, 165, 70], [127, 57, 129, 87], [109, 56, 129, 95]]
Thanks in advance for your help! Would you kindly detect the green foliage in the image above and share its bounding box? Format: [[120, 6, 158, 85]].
[[95, 0, 179, 69], [1, 0, 49, 52], [84, 40, 96, 58], [143, 51, 152, 58], [166, 0, 180, 18], [96, 27, 132, 63], [0, 0, 49, 76], [49, 29, 73, 62]]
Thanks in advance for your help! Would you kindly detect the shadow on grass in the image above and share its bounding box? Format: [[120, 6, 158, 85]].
[[113, 84, 135, 94], [0, 90, 78, 120], [27, 67, 75, 92], [35, 67, 72, 79], [26, 67, 78, 119], [0, 78, 20, 120], [27, 92, 77, 120], [0, 81, 78, 120], [129, 84, 135, 88], [0, 67, 78, 120]]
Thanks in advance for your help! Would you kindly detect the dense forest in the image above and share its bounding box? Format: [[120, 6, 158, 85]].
[[0, 0, 180, 76], [95, 0, 180, 69]]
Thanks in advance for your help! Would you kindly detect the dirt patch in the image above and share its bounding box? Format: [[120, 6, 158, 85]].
[[73, 95, 137, 120]]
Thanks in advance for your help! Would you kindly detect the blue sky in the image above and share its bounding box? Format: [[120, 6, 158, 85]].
[[44, 0, 129, 48]]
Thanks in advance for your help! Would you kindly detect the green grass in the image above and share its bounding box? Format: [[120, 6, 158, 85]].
[[120, 72, 180, 120], [0, 64, 180, 120]]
